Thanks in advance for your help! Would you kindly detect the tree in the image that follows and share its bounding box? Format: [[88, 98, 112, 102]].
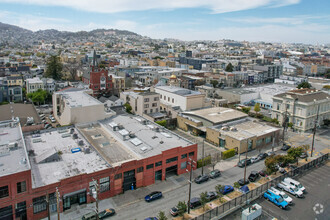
[[210, 80, 218, 88], [5, 62, 10, 67], [242, 107, 251, 114], [287, 147, 304, 165], [297, 81, 311, 89], [63, 63, 80, 81], [215, 184, 224, 197], [225, 63, 234, 72], [26, 89, 50, 105], [265, 156, 278, 174], [200, 191, 208, 211], [157, 211, 168, 220], [233, 182, 240, 189], [177, 201, 187, 217], [254, 103, 261, 113], [123, 103, 132, 114], [45, 55, 63, 80]]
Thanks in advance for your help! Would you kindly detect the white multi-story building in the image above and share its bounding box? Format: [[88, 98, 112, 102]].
[[26, 77, 44, 93], [272, 88, 330, 132]]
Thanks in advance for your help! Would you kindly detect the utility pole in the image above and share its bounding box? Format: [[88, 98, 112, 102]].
[[311, 102, 320, 157], [282, 101, 288, 146], [46, 192, 50, 220], [56, 187, 60, 220], [92, 179, 100, 220], [201, 139, 205, 175], [243, 141, 248, 183], [187, 158, 195, 214]]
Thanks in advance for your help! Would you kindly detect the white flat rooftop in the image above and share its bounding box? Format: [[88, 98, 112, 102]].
[[0, 120, 30, 177], [155, 86, 202, 97], [25, 127, 110, 188], [57, 90, 102, 107]]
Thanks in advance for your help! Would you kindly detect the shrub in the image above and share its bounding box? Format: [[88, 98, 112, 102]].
[[242, 107, 251, 114], [197, 155, 212, 168], [233, 182, 240, 188], [156, 120, 167, 127], [222, 149, 236, 160]]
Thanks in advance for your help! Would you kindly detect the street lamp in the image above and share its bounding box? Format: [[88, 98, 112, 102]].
[[243, 139, 249, 183], [201, 139, 205, 175], [187, 158, 196, 214]]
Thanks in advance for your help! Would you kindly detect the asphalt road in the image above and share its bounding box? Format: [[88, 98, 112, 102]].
[[256, 162, 330, 220], [111, 158, 267, 219]]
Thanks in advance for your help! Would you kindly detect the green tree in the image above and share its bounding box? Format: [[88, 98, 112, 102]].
[[123, 103, 132, 114], [215, 184, 224, 197], [242, 107, 251, 114], [45, 55, 63, 80], [265, 155, 278, 174], [26, 89, 50, 105], [177, 201, 187, 217], [156, 120, 167, 127], [225, 63, 234, 72], [233, 182, 240, 189], [254, 103, 261, 113], [200, 191, 208, 211], [210, 80, 218, 88], [287, 147, 304, 165], [297, 81, 312, 89], [157, 211, 168, 220]]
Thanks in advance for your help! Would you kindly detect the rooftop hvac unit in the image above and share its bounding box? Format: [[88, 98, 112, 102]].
[[230, 127, 237, 131], [85, 147, 91, 154], [70, 128, 75, 134], [72, 133, 78, 139], [221, 126, 229, 131], [78, 140, 84, 146], [155, 127, 160, 132], [8, 142, 18, 149]]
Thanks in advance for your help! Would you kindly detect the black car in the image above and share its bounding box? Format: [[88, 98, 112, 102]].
[[189, 197, 201, 209], [206, 191, 217, 201], [209, 169, 221, 179], [299, 152, 308, 159], [248, 171, 259, 182], [238, 178, 250, 186], [257, 153, 268, 160], [98, 208, 116, 219], [281, 144, 291, 151], [237, 159, 251, 168], [194, 174, 209, 184]]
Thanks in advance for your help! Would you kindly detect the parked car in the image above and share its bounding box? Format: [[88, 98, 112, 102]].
[[270, 187, 293, 205], [299, 152, 308, 159], [50, 118, 56, 123], [281, 144, 291, 151], [277, 182, 303, 198], [257, 153, 268, 160], [209, 169, 221, 179], [238, 178, 250, 186], [237, 159, 251, 168], [264, 189, 288, 209], [248, 171, 259, 182], [206, 191, 217, 201], [267, 151, 276, 157], [44, 124, 52, 129], [145, 191, 162, 202], [219, 185, 234, 195], [194, 174, 209, 184], [170, 206, 180, 217], [144, 218, 158, 220], [189, 197, 201, 209], [258, 170, 266, 177], [240, 185, 250, 194], [98, 208, 116, 219], [283, 177, 306, 193], [82, 208, 115, 220], [250, 156, 260, 164]]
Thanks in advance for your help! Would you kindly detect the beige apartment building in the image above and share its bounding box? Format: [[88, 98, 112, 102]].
[[272, 88, 330, 132], [53, 89, 113, 125]]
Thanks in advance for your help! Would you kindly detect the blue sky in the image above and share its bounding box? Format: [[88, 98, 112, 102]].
[[0, 0, 329, 43]]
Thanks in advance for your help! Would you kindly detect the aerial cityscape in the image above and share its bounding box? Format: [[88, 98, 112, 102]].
[[0, 0, 329, 220]]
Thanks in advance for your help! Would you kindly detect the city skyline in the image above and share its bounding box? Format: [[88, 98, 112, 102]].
[[0, 0, 329, 44]]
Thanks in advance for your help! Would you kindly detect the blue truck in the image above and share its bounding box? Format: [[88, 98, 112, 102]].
[[264, 189, 288, 209]]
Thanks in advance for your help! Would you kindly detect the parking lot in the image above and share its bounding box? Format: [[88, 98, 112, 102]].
[[256, 162, 330, 220]]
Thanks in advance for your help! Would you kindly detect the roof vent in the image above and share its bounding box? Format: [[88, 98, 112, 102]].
[[160, 141, 164, 144]]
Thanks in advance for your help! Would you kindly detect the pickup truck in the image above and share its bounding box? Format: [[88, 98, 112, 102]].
[[264, 189, 288, 209], [277, 181, 303, 198]]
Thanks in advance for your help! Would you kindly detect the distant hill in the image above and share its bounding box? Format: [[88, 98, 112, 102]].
[[0, 22, 140, 46]]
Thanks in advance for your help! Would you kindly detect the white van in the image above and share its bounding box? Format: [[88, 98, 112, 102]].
[[277, 181, 303, 198], [270, 187, 293, 204], [284, 177, 306, 193]]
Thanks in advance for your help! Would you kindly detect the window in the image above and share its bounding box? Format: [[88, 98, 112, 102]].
[[181, 162, 187, 169], [17, 181, 26, 194], [154, 97, 159, 101], [155, 161, 162, 167], [256, 139, 263, 146], [160, 95, 162, 99], [164, 96, 166, 100], [286, 104, 290, 109], [189, 152, 194, 157], [114, 173, 122, 180], [152, 103, 157, 107], [100, 177, 110, 192], [181, 154, 187, 159], [144, 104, 149, 108], [94, 86, 98, 89], [144, 98, 149, 102], [172, 98, 174, 103], [168, 97, 170, 101], [150, 109, 153, 113], [137, 167, 144, 173], [146, 164, 154, 169], [265, 136, 272, 144], [0, 185, 9, 198], [166, 156, 178, 164], [33, 196, 47, 214], [144, 110, 148, 114]]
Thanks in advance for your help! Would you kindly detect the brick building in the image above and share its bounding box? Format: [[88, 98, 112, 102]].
[[0, 115, 197, 219]]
